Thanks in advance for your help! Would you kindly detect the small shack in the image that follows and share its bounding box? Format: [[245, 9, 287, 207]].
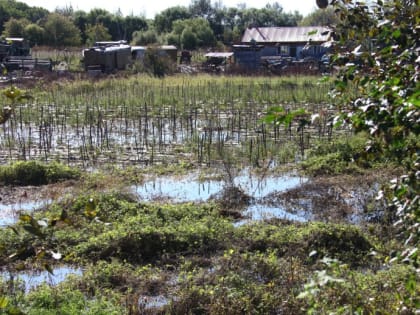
[[232, 44, 264, 70], [0, 38, 30, 61], [83, 43, 132, 72], [235, 26, 331, 70], [203, 52, 234, 72], [158, 45, 178, 63], [131, 46, 146, 60]]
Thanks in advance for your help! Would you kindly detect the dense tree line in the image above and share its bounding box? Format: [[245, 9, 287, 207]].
[[0, 0, 332, 49]]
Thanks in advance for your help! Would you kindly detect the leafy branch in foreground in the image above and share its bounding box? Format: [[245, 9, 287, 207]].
[[0, 86, 32, 125], [306, 0, 419, 313]]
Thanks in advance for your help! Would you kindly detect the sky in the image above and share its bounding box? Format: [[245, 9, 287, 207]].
[[20, 0, 317, 19]]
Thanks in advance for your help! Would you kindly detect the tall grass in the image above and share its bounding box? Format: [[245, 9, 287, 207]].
[[0, 75, 356, 168]]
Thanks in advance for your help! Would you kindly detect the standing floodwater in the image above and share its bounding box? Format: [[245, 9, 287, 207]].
[[134, 169, 308, 223], [0, 200, 51, 226]]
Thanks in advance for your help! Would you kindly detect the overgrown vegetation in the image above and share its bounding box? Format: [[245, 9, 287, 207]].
[[296, 0, 420, 313], [301, 132, 371, 175], [0, 189, 398, 314], [0, 161, 80, 185], [0, 0, 418, 313]]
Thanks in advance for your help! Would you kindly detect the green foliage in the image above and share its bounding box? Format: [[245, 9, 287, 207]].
[[131, 29, 158, 46], [301, 133, 371, 175], [0, 177, 411, 314], [0, 0, 49, 34], [81, 260, 137, 290], [332, 0, 419, 247], [24, 23, 45, 45], [0, 161, 80, 186], [142, 46, 175, 77], [154, 6, 192, 34], [1, 86, 31, 125], [0, 0, 304, 46], [65, 191, 139, 222], [84, 23, 111, 46], [2, 17, 29, 37], [72, 202, 232, 263], [171, 18, 216, 49], [299, 0, 420, 312], [299, 7, 339, 26], [24, 284, 124, 314], [299, 258, 419, 314], [181, 27, 197, 50], [263, 106, 309, 129], [235, 221, 375, 266], [43, 13, 81, 47], [172, 249, 306, 314], [301, 152, 361, 176]]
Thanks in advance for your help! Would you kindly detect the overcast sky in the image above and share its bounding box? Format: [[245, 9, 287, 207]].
[[20, 0, 317, 19]]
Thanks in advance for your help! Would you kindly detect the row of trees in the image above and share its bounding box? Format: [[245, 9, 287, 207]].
[[0, 0, 321, 49], [0, 1, 148, 47]]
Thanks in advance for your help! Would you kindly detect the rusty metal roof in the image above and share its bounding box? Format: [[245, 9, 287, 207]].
[[241, 27, 331, 43]]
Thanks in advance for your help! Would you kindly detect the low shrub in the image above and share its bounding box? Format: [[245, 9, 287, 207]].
[[301, 133, 370, 176], [0, 161, 80, 186], [235, 221, 376, 266]]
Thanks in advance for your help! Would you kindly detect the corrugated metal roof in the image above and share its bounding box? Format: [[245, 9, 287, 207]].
[[241, 27, 331, 43]]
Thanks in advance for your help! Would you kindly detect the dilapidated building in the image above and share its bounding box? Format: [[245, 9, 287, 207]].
[[234, 26, 331, 70]]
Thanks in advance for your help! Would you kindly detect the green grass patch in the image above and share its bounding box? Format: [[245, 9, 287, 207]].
[[0, 161, 80, 186], [235, 221, 376, 266], [301, 132, 371, 176]]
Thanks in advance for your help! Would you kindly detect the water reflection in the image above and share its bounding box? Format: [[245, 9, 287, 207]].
[[134, 169, 308, 224], [1, 266, 83, 292], [135, 170, 307, 203], [0, 200, 50, 227]]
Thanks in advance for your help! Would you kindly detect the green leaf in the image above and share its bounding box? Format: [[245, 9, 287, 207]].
[[405, 273, 416, 294], [19, 214, 33, 223], [7, 306, 27, 315], [392, 29, 401, 39], [85, 198, 99, 218], [0, 296, 9, 308], [8, 226, 19, 235], [23, 225, 45, 239]]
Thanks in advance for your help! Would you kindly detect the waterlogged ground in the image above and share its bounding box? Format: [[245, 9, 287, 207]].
[[0, 168, 380, 228], [134, 169, 305, 201], [0, 166, 397, 314], [0, 200, 50, 226], [0, 169, 307, 226], [0, 181, 76, 226], [1, 266, 83, 293], [0, 76, 342, 167], [134, 169, 310, 224]]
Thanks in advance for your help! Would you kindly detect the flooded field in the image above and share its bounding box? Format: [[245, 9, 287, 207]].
[[0, 76, 400, 315], [0, 77, 345, 167], [134, 169, 306, 202]]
